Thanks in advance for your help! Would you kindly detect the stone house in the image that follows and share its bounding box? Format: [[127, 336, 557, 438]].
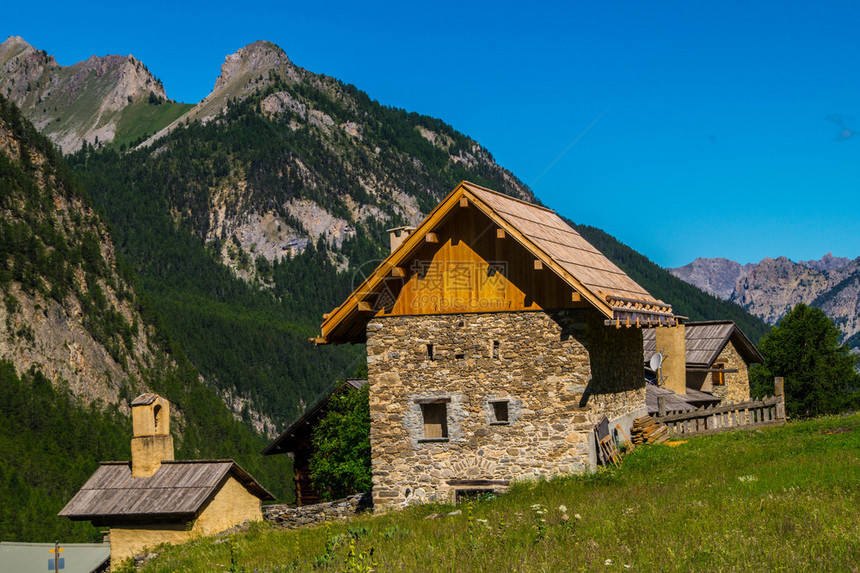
[[313, 181, 677, 507], [642, 320, 763, 412], [263, 378, 367, 506], [59, 394, 273, 565]]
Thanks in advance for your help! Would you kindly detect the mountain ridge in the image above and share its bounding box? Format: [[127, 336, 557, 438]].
[[670, 254, 860, 347], [0, 35, 188, 153]]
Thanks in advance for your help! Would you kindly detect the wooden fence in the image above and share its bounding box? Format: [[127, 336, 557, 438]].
[[653, 377, 786, 438]]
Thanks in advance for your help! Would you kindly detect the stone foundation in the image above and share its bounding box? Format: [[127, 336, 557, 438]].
[[366, 309, 645, 507], [263, 494, 372, 529]]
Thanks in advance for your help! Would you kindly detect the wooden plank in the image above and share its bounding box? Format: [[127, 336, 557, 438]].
[[496, 228, 506, 239], [534, 259, 543, 270], [459, 196, 469, 207]]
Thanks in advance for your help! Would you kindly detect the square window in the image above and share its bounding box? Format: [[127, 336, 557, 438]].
[[491, 400, 509, 424], [421, 402, 448, 439]]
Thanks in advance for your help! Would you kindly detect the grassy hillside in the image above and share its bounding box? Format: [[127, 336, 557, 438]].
[[133, 414, 860, 572], [113, 100, 194, 149]]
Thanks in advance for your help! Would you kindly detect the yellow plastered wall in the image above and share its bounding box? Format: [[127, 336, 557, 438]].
[[654, 324, 686, 395], [109, 476, 264, 566]]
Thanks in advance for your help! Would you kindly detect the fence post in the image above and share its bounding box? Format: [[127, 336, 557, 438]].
[[658, 396, 666, 417], [774, 377, 786, 421]]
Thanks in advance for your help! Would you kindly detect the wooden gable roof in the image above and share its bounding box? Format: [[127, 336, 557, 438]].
[[642, 320, 763, 368], [317, 182, 674, 344], [58, 460, 274, 524]]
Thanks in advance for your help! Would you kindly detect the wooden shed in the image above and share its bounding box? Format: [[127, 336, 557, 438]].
[[263, 379, 367, 506]]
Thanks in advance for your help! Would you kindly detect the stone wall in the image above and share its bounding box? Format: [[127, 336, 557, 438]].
[[263, 494, 373, 529], [711, 341, 751, 404], [366, 309, 645, 507]]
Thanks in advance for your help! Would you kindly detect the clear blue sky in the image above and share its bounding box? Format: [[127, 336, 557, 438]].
[[5, 0, 858, 267]]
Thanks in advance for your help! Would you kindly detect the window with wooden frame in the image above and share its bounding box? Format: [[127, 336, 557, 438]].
[[490, 400, 509, 425], [712, 363, 726, 385], [417, 399, 449, 440]]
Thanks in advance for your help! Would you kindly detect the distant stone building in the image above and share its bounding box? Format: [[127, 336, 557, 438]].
[[643, 320, 763, 412], [312, 182, 678, 507], [59, 394, 273, 565]]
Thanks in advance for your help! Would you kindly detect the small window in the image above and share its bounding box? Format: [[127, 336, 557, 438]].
[[455, 352, 465, 360], [712, 363, 725, 386], [153, 404, 162, 432], [455, 489, 495, 504], [426, 343, 435, 360], [490, 400, 509, 424], [421, 402, 448, 440], [492, 340, 500, 359]]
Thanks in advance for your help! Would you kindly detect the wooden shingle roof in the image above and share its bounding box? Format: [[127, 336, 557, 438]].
[[645, 385, 721, 415], [466, 185, 656, 304], [59, 460, 274, 523], [318, 182, 674, 343], [642, 320, 763, 368]]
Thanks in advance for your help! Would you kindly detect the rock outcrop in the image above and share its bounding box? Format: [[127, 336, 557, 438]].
[[670, 254, 860, 347], [0, 36, 168, 152]]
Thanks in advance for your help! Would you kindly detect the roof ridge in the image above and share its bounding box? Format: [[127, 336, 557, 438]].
[[460, 181, 555, 214]]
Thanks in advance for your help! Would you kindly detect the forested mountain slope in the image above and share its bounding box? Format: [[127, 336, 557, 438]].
[[66, 41, 536, 431], [0, 96, 292, 542]]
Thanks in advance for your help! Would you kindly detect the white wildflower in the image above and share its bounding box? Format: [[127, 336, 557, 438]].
[[558, 504, 568, 513]]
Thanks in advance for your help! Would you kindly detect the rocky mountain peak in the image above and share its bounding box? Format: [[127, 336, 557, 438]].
[[0, 37, 169, 152], [213, 40, 293, 93], [670, 253, 860, 348], [799, 252, 853, 272]]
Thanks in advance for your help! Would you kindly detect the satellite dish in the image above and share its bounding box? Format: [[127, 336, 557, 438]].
[[649, 352, 664, 371]]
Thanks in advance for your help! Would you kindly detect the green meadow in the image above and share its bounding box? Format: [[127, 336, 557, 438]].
[[131, 413, 860, 572]]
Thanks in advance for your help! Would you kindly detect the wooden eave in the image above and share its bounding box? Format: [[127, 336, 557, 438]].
[[317, 181, 671, 344]]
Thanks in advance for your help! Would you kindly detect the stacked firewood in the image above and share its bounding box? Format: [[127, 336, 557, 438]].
[[631, 416, 668, 445]]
